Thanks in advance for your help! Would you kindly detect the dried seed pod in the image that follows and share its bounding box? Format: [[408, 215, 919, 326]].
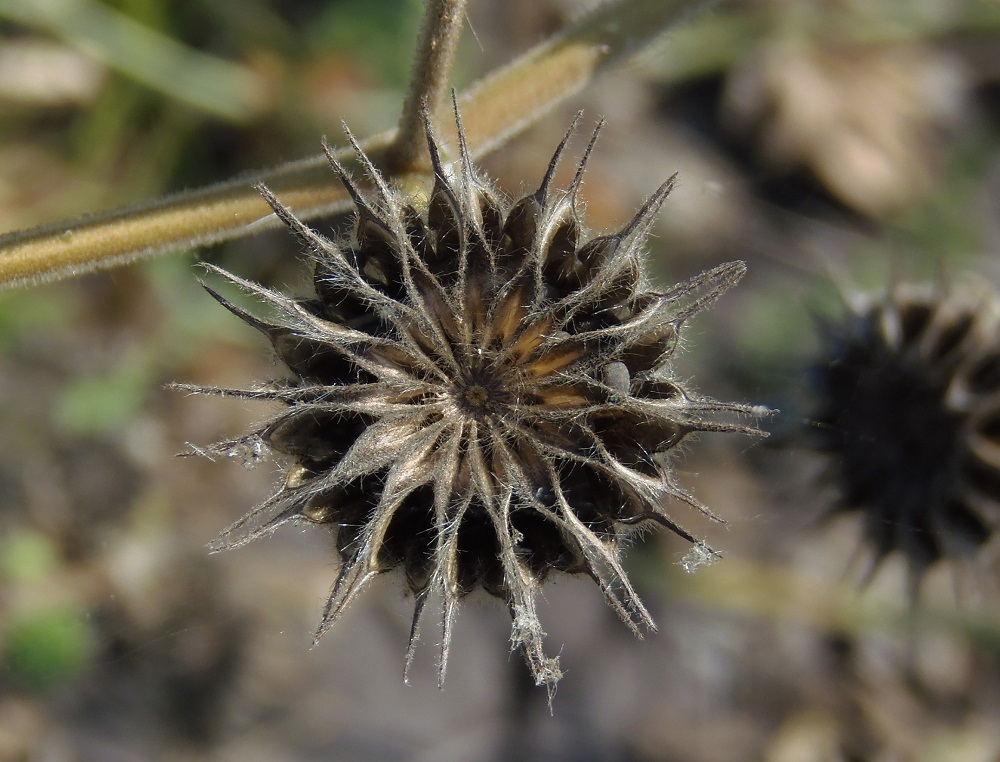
[[178, 109, 760, 696], [810, 278, 1000, 589]]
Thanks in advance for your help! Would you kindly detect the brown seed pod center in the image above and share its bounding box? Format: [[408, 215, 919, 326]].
[[464, 385, 489, 407], [454, 369, 509, 417]]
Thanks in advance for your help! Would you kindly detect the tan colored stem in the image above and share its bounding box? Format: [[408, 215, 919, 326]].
[[386, 0, 468, 173], [456, 0, 710, 160], [0, 0, 708, 289], [0, 135, 398, 289]]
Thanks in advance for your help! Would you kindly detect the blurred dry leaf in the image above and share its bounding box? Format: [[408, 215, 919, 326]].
[[764, 709, 846, 762], [0, 697, 47, 761], [723, 41, 967, 216], [0, 40, 105, 105]]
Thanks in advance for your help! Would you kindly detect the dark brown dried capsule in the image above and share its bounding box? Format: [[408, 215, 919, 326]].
[[810, 279, 1000, 591], [178, 109, 760, 695]]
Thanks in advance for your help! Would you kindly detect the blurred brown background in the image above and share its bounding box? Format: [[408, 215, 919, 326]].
[[2, 1, 1000, 760]]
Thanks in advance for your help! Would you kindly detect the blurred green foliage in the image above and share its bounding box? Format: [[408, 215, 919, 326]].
[[52, 352, 153, 436], [0, 531, 60, 584], [4, 607, 96, 689], [309, 0, 422, 85]]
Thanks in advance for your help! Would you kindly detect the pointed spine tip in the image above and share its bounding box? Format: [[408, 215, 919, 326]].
[[567, 117, 605, 200], [536, 110, 584, 202]]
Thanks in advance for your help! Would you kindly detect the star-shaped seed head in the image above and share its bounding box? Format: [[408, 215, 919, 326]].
[[179, 109, 760, 697], [810, 279, 1000, 593]]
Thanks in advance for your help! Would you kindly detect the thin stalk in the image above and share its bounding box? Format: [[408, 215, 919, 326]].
[[453, 0, 714, 160], [0, 135, 396, 290], [385, 0, 468, 174], [0, 0, 709, 289]]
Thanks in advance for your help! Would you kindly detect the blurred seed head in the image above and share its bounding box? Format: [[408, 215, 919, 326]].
[[810, 278, 1000, 590], [178, 109, 761, 696]]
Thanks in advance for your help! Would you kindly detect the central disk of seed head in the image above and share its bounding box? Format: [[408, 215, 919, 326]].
[[184, 109, 758, 697], [449, 349, 511, 416], [463, 384, 489, 408], [457, 371, 502, 415]]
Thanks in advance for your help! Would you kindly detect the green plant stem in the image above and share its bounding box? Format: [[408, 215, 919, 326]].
[[0, 0, 708, 289]]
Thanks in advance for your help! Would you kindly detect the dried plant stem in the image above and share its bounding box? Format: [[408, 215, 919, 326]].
[[0, 0, 708, 289], [0, 138, 394, 290], [385, 0, 468, 173], [455, 0, 711, 158]]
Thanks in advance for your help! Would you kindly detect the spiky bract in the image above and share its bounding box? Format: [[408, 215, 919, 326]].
[[181, 112, 757, 694], [811, 280, 1000, 586]]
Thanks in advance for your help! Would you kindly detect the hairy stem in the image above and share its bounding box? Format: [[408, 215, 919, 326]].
[[0, 136, 396, 290], [0, 0, 709, 289], [385, 0, 469, 174], [453, 0, 713, 159]]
